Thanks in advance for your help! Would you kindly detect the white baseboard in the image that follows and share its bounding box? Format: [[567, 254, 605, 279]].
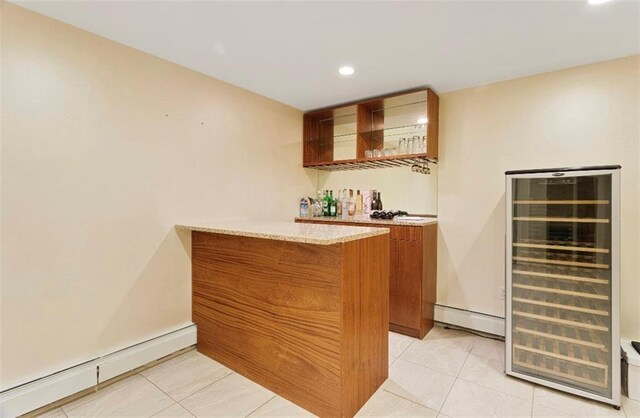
[[0, 324, 196, 418], [435, 304, 505, 337], [98, 324, 196, 383], [0, 362, 97, 418]]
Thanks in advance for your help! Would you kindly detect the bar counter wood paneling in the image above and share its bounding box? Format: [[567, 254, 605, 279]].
[[295, 218, 437, 339], [191, 230, 389, 418]]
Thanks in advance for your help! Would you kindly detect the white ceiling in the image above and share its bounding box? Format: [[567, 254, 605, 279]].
[[11, 0, 640, 111]]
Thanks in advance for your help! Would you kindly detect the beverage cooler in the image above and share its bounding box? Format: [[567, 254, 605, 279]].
[[505, 166, 621, 407]]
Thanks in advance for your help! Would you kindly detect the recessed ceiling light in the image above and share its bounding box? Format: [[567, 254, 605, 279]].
[[338, 66, 356, 76], [417, 117, 428, 124], [588, 0, 612, 4]]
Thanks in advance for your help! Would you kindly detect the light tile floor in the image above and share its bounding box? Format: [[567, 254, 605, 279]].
[[36, 326, 640, 417]]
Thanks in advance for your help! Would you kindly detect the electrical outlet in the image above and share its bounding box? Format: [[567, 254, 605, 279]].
[[498, 286, 506, 300]]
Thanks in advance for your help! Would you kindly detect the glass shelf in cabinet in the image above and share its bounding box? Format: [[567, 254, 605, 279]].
[[304, 132, 357, 144], [316, 112, 357, 123], [370, 99, 427, 114], [359, 124, 427, 141]]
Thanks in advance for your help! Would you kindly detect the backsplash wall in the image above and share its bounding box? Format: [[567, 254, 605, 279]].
[[315, 165, 438, 215]]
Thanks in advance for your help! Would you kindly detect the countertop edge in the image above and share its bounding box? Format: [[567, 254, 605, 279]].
[[293, 216, 438, 227], [175, 224, 390, 246]]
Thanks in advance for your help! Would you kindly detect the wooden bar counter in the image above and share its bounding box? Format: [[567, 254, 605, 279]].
[[176, 222, 390, 417]]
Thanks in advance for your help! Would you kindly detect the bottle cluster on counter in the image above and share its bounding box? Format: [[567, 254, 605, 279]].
[[299, 189, 383, 218]]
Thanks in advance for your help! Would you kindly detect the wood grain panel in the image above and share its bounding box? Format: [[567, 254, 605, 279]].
[[340, 234, 389, 417], [390, 225, 422, 241], [192, 231, 388, 417], [193, 232, 342, 415], [303, 114, 320, 165], [389, 239, 421, 330], [303, 111, 334, 165], [426, 88, 439, 161], [357, 103, 374, 159], [421, 223, 437, 338]]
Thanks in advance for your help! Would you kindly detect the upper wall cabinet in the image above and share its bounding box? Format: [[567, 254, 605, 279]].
[[303, 89, 439, 171]]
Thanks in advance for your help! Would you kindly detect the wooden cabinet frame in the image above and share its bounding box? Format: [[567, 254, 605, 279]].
[[303, 88, 439, 171]]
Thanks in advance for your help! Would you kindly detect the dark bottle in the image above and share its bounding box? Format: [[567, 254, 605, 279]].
[[322, 190, 330, 216], [371, 191, 378, 211], [377, 192, 383, 210], [329, 190, 337, 217]]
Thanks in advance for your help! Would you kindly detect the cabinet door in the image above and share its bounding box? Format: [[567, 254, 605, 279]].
[[389, 239, 422, 330]]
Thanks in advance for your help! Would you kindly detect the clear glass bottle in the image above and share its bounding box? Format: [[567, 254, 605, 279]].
[[315, 190, 324, 217], [300, 197, 309, 217], [341, 189, 349, 219], [336, 190, 342, 217], [348, 189, 356, 216], [355, 190, 363, 216]]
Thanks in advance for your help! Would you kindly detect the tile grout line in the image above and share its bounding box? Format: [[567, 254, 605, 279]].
[[177, 400, 198, 418], [244, 394, 278, 417], [455, 353, 536, 405], [436, 339, 478, 414], [394, 338, 415, 359], [138, 373, 181, 404], [455, 347, 537, 412], [454, 373, 534, 405], [149, 401, 186, 418], [59, 379, 111, 414], [443, 354, 472, 414], [379, 388, 439, 414], [436, 375, 458, 414], [392, 351, 468, 380], [454, 337, 539, 410], [530, 380, 535, 418], [389, 331, 482, 413], [176, 370, 237, 404]]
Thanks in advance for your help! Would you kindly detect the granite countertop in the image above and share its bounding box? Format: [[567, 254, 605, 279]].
[[175, 221, 389, 246], [294, 216, 438, 227]]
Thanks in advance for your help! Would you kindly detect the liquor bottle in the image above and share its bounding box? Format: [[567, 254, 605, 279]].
[[336, 190, 343, 217], [363, 190, 372, 215], [322, 190, 330, 216], [355, 190, 363, 216], [377, 192, 383, 210], [329, 190, 337, 217], [371, 191, 378, 212], [300, 197, 309, 217], [341, 189, 349, 219], [315, 190, 324, 217], [348, 189, 356, 216]]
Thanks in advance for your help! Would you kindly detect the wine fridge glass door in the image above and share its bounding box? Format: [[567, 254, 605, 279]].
[[506, 169, 620, 404]]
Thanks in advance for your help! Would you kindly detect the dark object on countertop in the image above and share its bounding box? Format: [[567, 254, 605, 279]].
[[370, 210, 408, 220], [632, 341, 640, 355]]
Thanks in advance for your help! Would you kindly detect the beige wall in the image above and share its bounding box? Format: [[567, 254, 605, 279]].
[[437, 55, 640, 339], [1, 2, 638, 393], [0, 4, 311, 390]]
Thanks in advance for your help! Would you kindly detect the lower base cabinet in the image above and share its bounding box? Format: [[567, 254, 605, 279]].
[[296, 219, 437, 339]]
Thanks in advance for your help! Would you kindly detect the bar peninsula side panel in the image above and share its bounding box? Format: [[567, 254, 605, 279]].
[[190, 228, 389, 417]]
